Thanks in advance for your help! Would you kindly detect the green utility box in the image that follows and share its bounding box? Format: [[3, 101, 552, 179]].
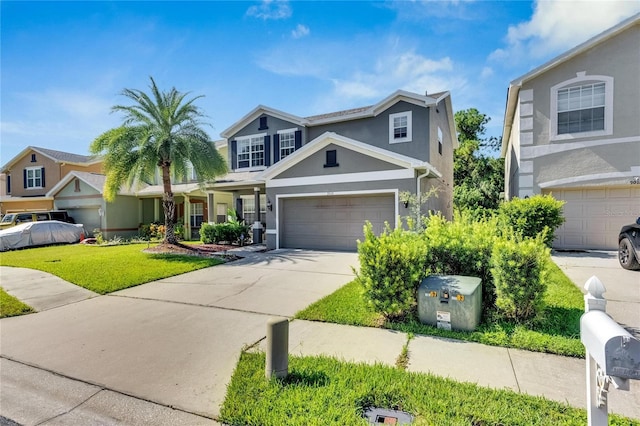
[[417, 275, 482, 332]]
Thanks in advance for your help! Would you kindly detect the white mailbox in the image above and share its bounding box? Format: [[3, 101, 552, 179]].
[[580, 310, 640, 381]]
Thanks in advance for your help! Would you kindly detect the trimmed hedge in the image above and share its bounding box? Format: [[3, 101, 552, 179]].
[[498, 194, 565, 247], [356, 222, 428, 318], [200, 222, 250, 244]]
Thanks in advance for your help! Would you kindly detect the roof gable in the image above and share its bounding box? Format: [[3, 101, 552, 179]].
[[2, 146, 101, 172], [220, 105, 306, 138], [47, 171, 106, 197]]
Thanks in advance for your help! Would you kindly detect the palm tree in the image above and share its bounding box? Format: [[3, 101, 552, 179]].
[[91, 77, 227, 245]]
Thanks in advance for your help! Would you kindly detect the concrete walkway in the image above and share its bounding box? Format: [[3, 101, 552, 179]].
[[1, 249, 639, 425]]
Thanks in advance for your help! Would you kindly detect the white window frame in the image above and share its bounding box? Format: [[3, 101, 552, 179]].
[[25, 166, 43, 189], [241, 194, 266, 224], [437, 126, 443, 155], [278, 128, 297, 160], [389, 111, 412, 144], [236, 133, 266, 171], [190, 202, 204, 227], [550, 73, 613, 141]]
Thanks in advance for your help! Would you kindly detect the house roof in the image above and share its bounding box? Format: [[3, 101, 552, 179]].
[[501, 13, 640, 156], [1, 146, 101, 172], [221, 89, 453, 138], [259, 131, 442, 181], [47, 171, 107, 197]]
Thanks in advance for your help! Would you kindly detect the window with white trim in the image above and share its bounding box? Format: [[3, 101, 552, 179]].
[[550, 73, 613, 140], [389, 111, 412, 144], [437, 127, 443, 155], [25, 167, 43, 188], [190, 202, 204, 227], [557, 83, 605, 134], [279, 130, 296, 159], [241, 195, 266, 225], [237, 134, 265, 169]]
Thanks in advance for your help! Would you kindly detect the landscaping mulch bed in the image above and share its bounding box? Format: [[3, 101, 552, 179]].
[[143, 243, 241, 260]]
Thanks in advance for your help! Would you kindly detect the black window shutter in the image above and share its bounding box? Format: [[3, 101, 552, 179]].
[[264, 135, 271, 167], [231, 140, 237, 170], [273, 134, 280, 163], [294, 130, 302, 150], [23, 169, 27, 188], [7, 175, 11, 194], [235, 198, 243, 221], [41, 167, 46, 187]]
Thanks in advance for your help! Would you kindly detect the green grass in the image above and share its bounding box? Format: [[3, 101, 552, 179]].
[[220, 352, 637, 426], [0, 244, 223, 294], [0, 288, 34, 318], [296, 261, 585, 357]]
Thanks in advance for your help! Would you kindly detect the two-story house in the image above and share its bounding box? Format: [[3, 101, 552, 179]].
[[501, 13, 640, 250], [0, 146, 103, 215], [206, 89, 458, 251]]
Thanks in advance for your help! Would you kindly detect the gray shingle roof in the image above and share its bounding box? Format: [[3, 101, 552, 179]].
[[33, 146, 98, 164]]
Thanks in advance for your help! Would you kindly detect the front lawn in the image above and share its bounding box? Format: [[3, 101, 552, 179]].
[[296, 260, 585, 357], [0, 288, 34, 318], [220, 352, 637, 426], [0, 244, 223, 294]]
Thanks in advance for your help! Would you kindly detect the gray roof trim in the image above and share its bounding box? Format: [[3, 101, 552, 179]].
[[501, 13, 640, 156], [47, 171, 106, 197], [2, 146, 101, 172]]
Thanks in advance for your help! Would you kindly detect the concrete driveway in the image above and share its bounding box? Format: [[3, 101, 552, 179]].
[[552, 250, 640, 335], [0, 249, 358, 424]]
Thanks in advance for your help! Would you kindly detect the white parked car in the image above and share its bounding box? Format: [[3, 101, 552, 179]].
[[0, 220, 85, 252]]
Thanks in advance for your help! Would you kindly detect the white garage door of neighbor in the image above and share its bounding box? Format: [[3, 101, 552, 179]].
[[546, 187, 640, 250], [280, 194, 395, 251], [67, 208, 101, 237]]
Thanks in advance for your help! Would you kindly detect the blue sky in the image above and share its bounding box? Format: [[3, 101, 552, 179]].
[[2, 1, 639, 164]]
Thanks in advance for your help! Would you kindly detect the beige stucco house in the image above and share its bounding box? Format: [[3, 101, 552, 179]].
[[501, 13, 640, 250]]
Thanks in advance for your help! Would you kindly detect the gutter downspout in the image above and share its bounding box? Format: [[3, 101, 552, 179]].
[[416, 169, 431, 225]]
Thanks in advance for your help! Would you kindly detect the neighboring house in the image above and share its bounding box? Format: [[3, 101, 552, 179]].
[[0, 146, 102, 215], [501, 13, 640, 250], [209, 89, 458, 251]]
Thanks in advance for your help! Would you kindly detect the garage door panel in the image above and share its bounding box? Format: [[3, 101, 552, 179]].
[[546, 187, 640, 250], [280, 194, 395, 251]]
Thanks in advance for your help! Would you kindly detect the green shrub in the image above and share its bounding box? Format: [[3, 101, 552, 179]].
[[356, 222, 428, 318], [200, 222, 250, 244], [423, 213, 499, 307], [498, 194, 565, 247], [491, 236, 550, 322]]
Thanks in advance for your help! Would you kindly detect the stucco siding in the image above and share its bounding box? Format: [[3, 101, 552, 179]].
[[273, 144, 403, 179], [307, 101, 431, 162], [6, 151, 60, 197]]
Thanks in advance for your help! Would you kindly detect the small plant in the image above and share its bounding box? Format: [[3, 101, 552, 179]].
[[355, 222, 428, 318], [93, 228, 104, 245], [498, 194, 565, 247], [491, 235, 550, 322], [399, 187, 439, 232]]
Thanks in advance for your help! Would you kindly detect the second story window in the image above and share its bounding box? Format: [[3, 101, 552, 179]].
[[25, 166, 44, 189], [557, 82, 605, 135], [389, 111, 412, 144], [237, 134, 265, 169], [279, 130, 296, 160]]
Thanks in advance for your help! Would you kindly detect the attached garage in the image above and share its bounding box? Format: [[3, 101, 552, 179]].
[[546, 186, 640, 250], [279, 193, 396, 251]]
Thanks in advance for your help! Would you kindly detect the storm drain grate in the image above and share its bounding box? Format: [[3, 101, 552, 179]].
[[363, 407, 414, 425]]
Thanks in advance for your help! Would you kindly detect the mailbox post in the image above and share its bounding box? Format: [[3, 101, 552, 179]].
[[580, 276, 640, 426]]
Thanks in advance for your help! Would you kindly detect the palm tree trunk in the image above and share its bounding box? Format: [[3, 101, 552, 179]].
[[161, 164, 178, 245]]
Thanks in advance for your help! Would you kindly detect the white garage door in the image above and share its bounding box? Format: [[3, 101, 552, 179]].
[[280, 194, 395, 251], [546, 187, 640, 250], [67, 208, 101, 237]]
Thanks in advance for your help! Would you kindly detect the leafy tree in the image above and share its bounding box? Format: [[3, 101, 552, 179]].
[[91, 77, 227, 245], [453, 109, 504, 213]]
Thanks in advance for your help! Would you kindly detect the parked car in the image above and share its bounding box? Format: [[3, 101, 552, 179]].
[[0, 210, 75, 229], [618, 217, 640, 270], [0, 220, 85, 252]]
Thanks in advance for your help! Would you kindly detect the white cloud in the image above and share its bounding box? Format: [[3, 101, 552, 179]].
[[490, 1, 640, 62], [480, 67, 493, 79], [291, 24, 310, 39], [246, 0, 292, 21]]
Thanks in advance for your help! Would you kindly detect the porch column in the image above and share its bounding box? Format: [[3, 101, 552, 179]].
[[183, 195, 190, 240], [252, 186, 263, 244], [153, 198, 160, 222], [138, 199, 143, 226], [207, 193, 215, 223]]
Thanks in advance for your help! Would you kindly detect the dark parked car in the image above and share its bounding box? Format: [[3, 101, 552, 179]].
[[618, 217, 640, 270]]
